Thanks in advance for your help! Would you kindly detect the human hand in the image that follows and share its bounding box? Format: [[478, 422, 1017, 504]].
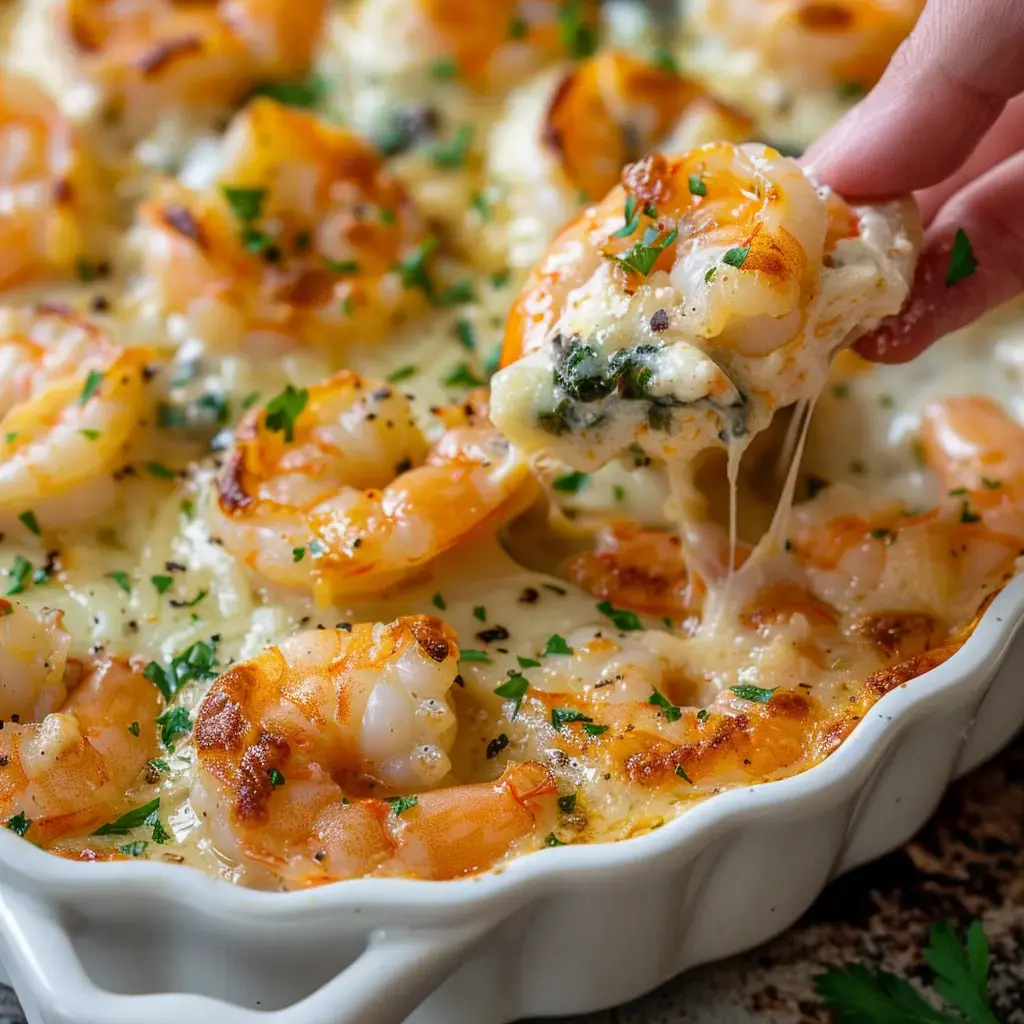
[[804, 0, 1024, 363]]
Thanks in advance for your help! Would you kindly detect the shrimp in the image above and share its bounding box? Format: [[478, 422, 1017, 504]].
[[59, 0, 327, 131], [0, 72, 109, 292], [136, 99, 432, 354], [788, 397, 1024, 622], [0, 306, 150, 530], [490, 142, 919, 473], [687, 0, 923, 94], [213, 372, 540, 599], [0, 605, 161, 844], [191, 617, 558, 887], [344, 0, 599, 94], [487, 49, 752, 268]]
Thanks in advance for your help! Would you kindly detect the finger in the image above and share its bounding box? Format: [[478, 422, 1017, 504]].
[[915, 93, 1024, 223], [854, 149, 1024, 363], [804, 0, 1024, 199]]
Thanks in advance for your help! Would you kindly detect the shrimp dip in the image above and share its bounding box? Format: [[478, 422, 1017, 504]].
[[0, 0, 1014, 891]]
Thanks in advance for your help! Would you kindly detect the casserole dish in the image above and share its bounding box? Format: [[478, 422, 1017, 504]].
[[0, 574, 1021, 1024]]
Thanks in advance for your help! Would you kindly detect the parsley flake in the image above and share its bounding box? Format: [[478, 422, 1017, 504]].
[[155, 706, 192, 750], [6, 812, 30, 837], [17, 511, 39, 535], [649, 687, 681, 722], [551, 707, 592, 729], [388, 794, 418, 816], [552, 471, 588, 493], [494, 674, 529, 717], [688, 174, 707, 197], [107, 571, 132, 595], [722, 245, 750, 268], [946, 228, 978, 287], [264, 384, 308, 443], [460, 649, 491, 663], [80, 369, 104, 405], [543, 634, 573, 657], [597, 600, 642, 631], [675, 764, 693, 784], [150, 574, 173, 594], [268, 768, 285, 789], [93, 798, 160, 836], [582, 723, 609, 737], [558, 794, 577, 814], [731, 684, 777, 703]]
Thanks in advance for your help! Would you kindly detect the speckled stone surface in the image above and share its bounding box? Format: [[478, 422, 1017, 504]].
[[2, 735, 1024, 1024]]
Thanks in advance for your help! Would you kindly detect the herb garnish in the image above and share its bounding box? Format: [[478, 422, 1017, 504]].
[[543, 634, 573, 656], [552, 471, 588, 493], [142, 639, 218, 702], [248, 76, 325, 108], [722, 245, 750, 269], [17, 511, 39, 535], [264, 384, 308, 443], [93, 798, 160, 836], [946, 228, 978, 287], [731, 684, 777, 703], [460, 649, 491, 662], [606, 226, 678, 277], [6, 812, 30, 837], [107, 571, 132, 594], [430, 125, 473, 169], [551, 707, 593, 729], [582, 723, 608, 737], [5, 555, 32, 596], [442, 362, 486, 389], [388, 794, 418, 816], [649, 687, 681, 722], [494, 674, 529, 717], [80, 369, 104, 405], [557, 0, 597, 58], [597, 600, 642, 631], [155, 706, 192, 750], [393, 236, 438, 294], [675, 764, 693, 783], [688, 174, 707, 197], [268, 768, 285, 789]]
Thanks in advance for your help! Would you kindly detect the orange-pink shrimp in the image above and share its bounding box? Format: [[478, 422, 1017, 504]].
[[59, 0, 327, 130], [136, 99, 431, 354], [192, 617, 558, 887]]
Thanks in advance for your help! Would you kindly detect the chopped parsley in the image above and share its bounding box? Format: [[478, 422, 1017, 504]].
[[696, 709, 709, 723], [543, 634, 573, 657], [613, 196, 641, 239], [142, 639, 217, 702], [221, 186, 266, 227], [544, 833, 566, 847], [582, 723, 609, 737], [494, 674, 529, 717], [606, 226, 678, 277], [473, 605, 487, 621], [432, 592, 446, 610], [119, 840, 149, 857], [946, 228, 978, 287], [80, 369, 104, 405], [393, 236, 439, 294], [704, 266, 718, 283], [17, 511, 39, 535], [242, 391, 262, 410], [388, 794, 418, 816], [268, 768, 285, 789], [688, 174, 707, 197], [517, 655, 541, 668], [612, 484, 627, 502], [323, 257, 359, 275], [551, 707, 592, 729], [128, 721, 140, 737], [722, 245, 750, 269], [649, 687, 682, 723], [460, 649, 491, 662], [429, 57, 459, 81], [155, 706, 192, 750], [552, 471, 588, 493], [386, 364, 418, 383], [6, 812, 30, 837], [249, 76, 325, 108], [558, 794, 577, 814], [434, 279, 475, 307], [92, 798, 160, 836], [5, 555, 32, 596], [442, 362, 486, 389], [983, 477, 1002, 489], [150, 574, 173, 595], [264, 384, 308, 443], [291, 547, 305, 563], [731, 684, 777, 703], [651, 46, 678, 75], [107, 571, 132, 595], [597, 600, 642, 631], [675, 764, 693, 783], [144, 461, 176, 480], [454, 319, 476, 351], [430, 125, 473, 169], [557, 0, 597, 58], [960, 501, 981, 524]]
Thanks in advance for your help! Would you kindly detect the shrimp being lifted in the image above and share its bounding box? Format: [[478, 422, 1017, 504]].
[[0, 306, 150, 530], [0, 72, 109, 292], [0, 600, 161, 844], [213, 373, 539, 600], [192, 617, 558, 887], [491, 141, 920, 473], [487, 49, 752, 268], [59, 0, 327, 132], [137, 99, 432, 354]]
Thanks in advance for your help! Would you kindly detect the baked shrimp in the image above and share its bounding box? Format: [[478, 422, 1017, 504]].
[[212, 373, 539, 600], [136, 99, 431, 354], [0, 72, 109, 292], [342, 0, 599, 96], [487, 49, 752, 268], [192, 617, 558, 887], [59, 0, 327, 131], [788, 396, 1024, 624], [491, 141, 919, 473], [0, 601, 161, 844], [0, 306, 150, 530]]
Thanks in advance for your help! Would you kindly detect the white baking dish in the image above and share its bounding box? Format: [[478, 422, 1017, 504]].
[[0, 577, 1022, 1024]]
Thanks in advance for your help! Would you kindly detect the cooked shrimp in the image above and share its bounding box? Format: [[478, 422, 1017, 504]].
[[488, 49, 752, 267], [192, 617, 558, 886], [213, 372, 539, 599], [0, 635, 161, 844], [490, 142, 919, 472], [136, 99, 431, 354], [59, 0, 327, 131], [0, 599, 73, 722], [788, 397, 1024, 621], [0, 306, 150, 530], [0, 72, 108, 292], [687, 0, 923, 93], [344, 0, 599, 94]]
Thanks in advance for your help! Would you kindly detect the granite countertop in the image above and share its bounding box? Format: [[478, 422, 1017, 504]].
[[2, 735, 1023, 1024]]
